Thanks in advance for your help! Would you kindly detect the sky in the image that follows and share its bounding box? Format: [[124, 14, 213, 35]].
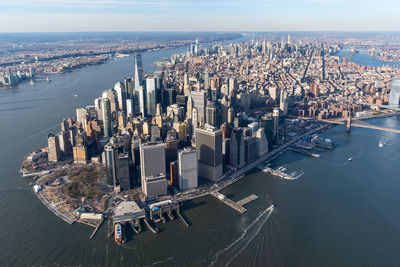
[[0, 0, 399, 32]]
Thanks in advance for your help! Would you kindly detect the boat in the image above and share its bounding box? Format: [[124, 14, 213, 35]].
[[379, 139, 385, 148], [348, 157, 353, 161], [114, 223, 122, 243], [73, 94, 78, 97]]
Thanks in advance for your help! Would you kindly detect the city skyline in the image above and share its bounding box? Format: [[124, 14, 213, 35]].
[[1, 0, 400, 32]]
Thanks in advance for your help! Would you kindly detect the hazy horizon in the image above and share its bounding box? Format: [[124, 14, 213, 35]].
[[1, 0, 399, 32]]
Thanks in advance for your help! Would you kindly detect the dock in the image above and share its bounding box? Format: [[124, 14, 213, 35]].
[[211, 192, 256, 214], [237, 194, 259, 206], [177, 211, 190, 227], [89, 219, 104, 239], [128, 220, 140, 234], [290, 147, 320, 158], [143, 218, 158, 234], [259, 166, 295, 179]]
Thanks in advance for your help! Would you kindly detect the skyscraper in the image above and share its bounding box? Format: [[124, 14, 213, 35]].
[[114, 82, 125, 111], [118, 153, 131, 191], [48, 133, 61, 162], [134, 53, 143, 93], [273, 108, 280, 143], [145, 74, 156, 116], [261, 113, 273, 150], [124, 77, 134, 100], [126, 99, 133, 118], [280, 90, 288, 115], [229, 128, 245, 168], [140, 142, 167, 198], [255, 128, 268, 157], [134, 54, 144, 112], [178, 148, 198, 191], [102, 98, 112, 137], [191, 90, 207, 126], [389, 78, 400, 108], [206, 101, 220, 128], [105, 143, 118, 187], [195, 127, 223, 182], [138, 85, 146, 117], [187, 94, 193, 119]]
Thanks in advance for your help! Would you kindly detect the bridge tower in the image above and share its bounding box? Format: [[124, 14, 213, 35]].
[[346, 116, 351, 133]]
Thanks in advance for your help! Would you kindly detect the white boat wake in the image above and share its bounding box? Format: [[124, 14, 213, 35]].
[[209, 204, 275, 267]]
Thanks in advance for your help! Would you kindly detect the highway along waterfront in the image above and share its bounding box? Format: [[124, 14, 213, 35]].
[[1, 44, 400, 266]]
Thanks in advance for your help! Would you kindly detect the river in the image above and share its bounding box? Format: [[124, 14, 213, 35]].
[[1, 36, 400, 266]]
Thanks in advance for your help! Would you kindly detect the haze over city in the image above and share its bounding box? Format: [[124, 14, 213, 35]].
[[1, 0, 400, 32]]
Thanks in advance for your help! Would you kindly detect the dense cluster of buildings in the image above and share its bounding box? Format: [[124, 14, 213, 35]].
[[41, 37, 399, 201]]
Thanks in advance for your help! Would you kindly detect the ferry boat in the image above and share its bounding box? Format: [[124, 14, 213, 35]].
[[114, 223, 122, 243]]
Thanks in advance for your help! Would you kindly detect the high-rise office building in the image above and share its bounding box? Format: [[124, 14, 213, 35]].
[[192, 107, 199, 130], [48, 133, 61, 162], [178, 148, 198, 191], [191, 90, 207, 126], [195, 127, 223, 182], [145, 74, 156, 116], [134, 54, 143, 94], [134, 54, 144, 112], [138, 85, 146, 117], [58, 131, 72, 156], [124, 77, 134, 100], [280, 90, 288, 115], [104, 143, 118, 187], [102, 89, 117, 113], [102, 98, 112, 137], [76, 108, 88, 124], [206, 101, 220, 128], [244, 137, 257, 164], [389, 78, 400, 107], [261, 113, 274, 149], [229, 128, 245, 168], [170, 161, 179, 187], [178, 122, 188, 142], [140, 142, 168, 198], [273, 108, 280, 143], [118, 111, 126, 131], [255, 128, 268, 157], [165, 137, 179, 171], [118, 153, 131, 191], [187, 94, 193, 119], [126, 99, 133, 118], [204, 69, 209, 90]]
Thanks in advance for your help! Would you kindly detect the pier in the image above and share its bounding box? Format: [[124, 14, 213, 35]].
[[177, 211, 190, 227], [143, 218, 158, 234], [211, 192, 258, 214], [237, 194, 259, 206], [259, 165, 295, 179], [289, 147, 320, 158], [89, 219, 104, 239]]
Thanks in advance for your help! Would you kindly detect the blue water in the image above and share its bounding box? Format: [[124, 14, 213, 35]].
[[336, 47, 400, 68]]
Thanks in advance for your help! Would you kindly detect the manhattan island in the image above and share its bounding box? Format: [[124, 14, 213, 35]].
[[20, 36, 400, 243]]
